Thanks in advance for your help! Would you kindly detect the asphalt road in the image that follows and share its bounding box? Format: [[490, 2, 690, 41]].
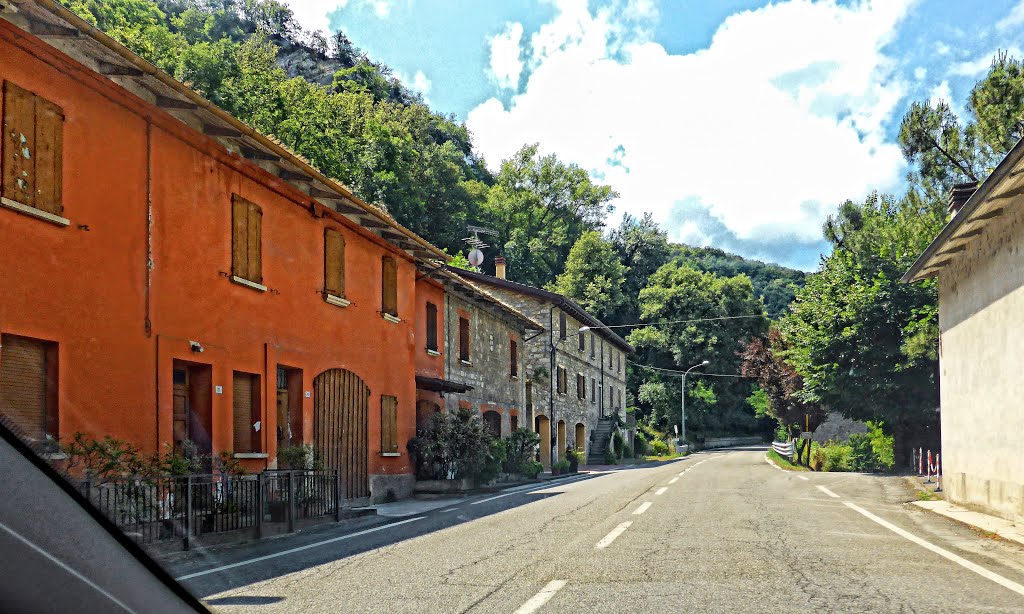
[[174, 447, 1024, 613]]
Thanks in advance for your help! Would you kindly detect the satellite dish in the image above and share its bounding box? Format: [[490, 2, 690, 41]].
[[468, 248, 484, 267]]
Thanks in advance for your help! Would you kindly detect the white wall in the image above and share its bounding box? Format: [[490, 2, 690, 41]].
[[939, 200, 1024, 523]]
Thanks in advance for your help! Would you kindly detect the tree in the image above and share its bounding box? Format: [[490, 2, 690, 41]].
[[609, 213, 671, 325], [628, 262, 768, 437], [546, 231, 627, 321], [481, 144, 616, 287]]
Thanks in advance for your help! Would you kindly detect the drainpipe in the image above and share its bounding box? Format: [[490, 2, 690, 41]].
[[548, 305, 557, 464], [599, 339, 605, 420]]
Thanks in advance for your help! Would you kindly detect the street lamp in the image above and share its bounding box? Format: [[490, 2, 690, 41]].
[[681, 360, 709, 446]]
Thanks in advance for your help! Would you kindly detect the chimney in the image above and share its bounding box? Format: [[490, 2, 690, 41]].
[[948, 181, 979, 217], [494, 256, 507, 280]]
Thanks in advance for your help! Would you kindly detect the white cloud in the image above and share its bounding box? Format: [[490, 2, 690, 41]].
[[468, 0, 912, 253], [949, 46, 1023, 77], [396, 69, 432, 103], [935, 41, 951, 56], [997, 1, 1024, 31], [488, 22, 525, 90], [914, 66, 926, 80], [285, 0, 394, 30], [928, 80, 952, 106]]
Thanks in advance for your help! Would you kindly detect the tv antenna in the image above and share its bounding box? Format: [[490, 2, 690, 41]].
[[464, 225, 498, 267]]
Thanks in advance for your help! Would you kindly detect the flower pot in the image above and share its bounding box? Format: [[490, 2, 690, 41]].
[[551, 466, 561, 476], [568, 458, 579, 473]]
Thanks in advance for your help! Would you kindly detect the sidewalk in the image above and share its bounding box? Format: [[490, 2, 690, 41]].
[[914, 500, 1024, 547]]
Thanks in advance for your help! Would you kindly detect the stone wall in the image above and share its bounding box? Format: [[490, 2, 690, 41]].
[[938, 197, 1024, 523], [442, 293, 526, 437]]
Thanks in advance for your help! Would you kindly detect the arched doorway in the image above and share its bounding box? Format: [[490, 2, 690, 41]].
[[575, 423, 586, 460], [557, 420, 566, 461], [314, 368, 369, 500], [482, 410, 502, 438], [535, 415, 551, 468]]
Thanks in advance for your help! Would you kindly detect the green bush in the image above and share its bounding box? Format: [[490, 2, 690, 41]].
[[523, 460, 542, 478], [822, 442, 854, 472], [773, 422, 790, 442], [277, 444, 323, 470], [648, 438, 669, 456], [603, 448, 617, 465], [633, 432, 647, 456], [809, 442, 825, 471], [407, 408, 492, 481], [502, 428, 540, 475], [847, 421, 895, 472], [553, 459, 571, 472], [478, 438, 507, 484], [611, 431, 625, 459], [622, 444, 633, 459]]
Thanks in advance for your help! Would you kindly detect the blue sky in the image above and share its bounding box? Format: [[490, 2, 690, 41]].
[[287, 0, 1024, 271]]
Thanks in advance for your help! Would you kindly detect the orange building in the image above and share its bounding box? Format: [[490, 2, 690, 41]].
[[0, 2, 447, 503]]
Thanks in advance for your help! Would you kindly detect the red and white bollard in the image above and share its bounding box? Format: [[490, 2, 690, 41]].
[[926, 450, 933, 483], [918, 447, 924, 476], [934, 453, 942, 493]]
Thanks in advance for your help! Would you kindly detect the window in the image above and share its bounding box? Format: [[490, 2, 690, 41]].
[[510, 414, 519, 432], [591, 378, 596, 405], [0, 334, 57, 444], [576, 373, 585, 400], [559, 312, 567, 340], [381, 255, 398, 317], [231, 194, 263, 285], [510, 339, 518, 377], [557, 366, 567, 394], [578, 330, 585, 351], [1, 81, 64, 219], [617, 352, 622, 372], [425, 302, 438, 352], [609, 349, 614, 368], [232, 372, 261, 453], [525, 381, 533, 412], [324, 228, 346, 299], [381, 395, 399, 454], [482, 410, 501, 438], [590, 333, 595, 358], [459, 316, 471, 362]]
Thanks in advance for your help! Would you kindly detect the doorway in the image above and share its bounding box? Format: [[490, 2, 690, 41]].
[[557, 420, 566, 461], [575, 423, 586, 459], [172, 361, 212, 460], [276, 366, 303, 449], [535, 415, 551, 468], [313, 368, 369, 500]]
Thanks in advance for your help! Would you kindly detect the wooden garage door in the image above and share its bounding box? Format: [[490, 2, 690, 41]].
[[314, 369, 369, 500]]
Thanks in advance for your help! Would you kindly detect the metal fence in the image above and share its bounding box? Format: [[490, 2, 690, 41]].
[[772, 440, 795, 460], [80, 469, 342, 550]]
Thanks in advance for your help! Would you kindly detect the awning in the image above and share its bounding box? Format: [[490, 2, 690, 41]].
[[415, 376, 473, 394]]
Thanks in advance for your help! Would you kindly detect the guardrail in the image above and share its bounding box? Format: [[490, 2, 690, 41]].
[[771, 440, 794, 461]]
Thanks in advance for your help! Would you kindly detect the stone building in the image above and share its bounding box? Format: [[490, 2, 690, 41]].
[[451, 260, 633, 467], [414, 268, 543, 441], [903, 160, 1024, 523]]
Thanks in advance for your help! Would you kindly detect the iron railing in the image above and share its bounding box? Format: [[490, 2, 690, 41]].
[[79, 469, 343, 550]]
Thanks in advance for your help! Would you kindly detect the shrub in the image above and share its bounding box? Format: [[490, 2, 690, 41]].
[[553, 459, 571, 472], [611, 431, 625, 459], [277, 444, 322, 470], [503, 428, 541, 475], [847, 421, 895, 472], [407, 408, 492, 481], [774, 422, 790, 443], [822, 441, 854, 472], [622, 444, 633, 459], [604, 448, 617, 465], [809, 443, 825, 471], [648, 438, 669, 456], [524, 460, 543, 479], [633, 432, 647, 456]]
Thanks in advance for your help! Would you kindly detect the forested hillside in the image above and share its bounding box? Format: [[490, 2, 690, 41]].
[[69, 0, 812, 441]]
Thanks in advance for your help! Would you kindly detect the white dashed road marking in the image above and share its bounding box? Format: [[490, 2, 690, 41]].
[[514, 580, 568, 614], [633, 502, 652, 515], [797, 476, 810, 481], [842, 501, 1024, 597], [595, 521, 633, 550], [816, 486, 840, 499], [654, 487, 668, 496], [669, 477, 679, 484]]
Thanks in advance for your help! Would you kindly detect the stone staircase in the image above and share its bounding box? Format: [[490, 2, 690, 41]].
[[586, 418, 615, 465]]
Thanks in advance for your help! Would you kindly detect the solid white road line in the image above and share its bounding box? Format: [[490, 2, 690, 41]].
[[668, 477, 679, 484], [654, 487, 668, 496], [633, 502, 653, 515], [439, 508, 459, 513], [514, 580, 568, 614], [595, 521, 633, 550], [471, 475, 591, 506], [816, 486, 840, 499], [677, 471, 687, 477], [842, 501, 1024, 597], [175, 516, 426, 580]]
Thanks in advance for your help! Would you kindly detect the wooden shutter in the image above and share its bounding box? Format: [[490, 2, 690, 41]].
[[425, 302, 438, 351], [34, 96, 63, 215], [3, 82, 37, 209], [324, 228, 345, 297], [459, 317, 470, 361], [231, 195, 262, 283], [578, 331, 585, 351], [577, 374, 585, 399], [591, 378, 596, 404], [248, 202, 262, 283], [381, 395, 398, 454], [382, 256, 398, 316], [559, 313, 566, 339], [0, 334, 47, 441], [510, 339, 518, 376], [590, 333, 595, 357]]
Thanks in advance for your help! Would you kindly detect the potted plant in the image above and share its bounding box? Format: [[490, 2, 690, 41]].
[[565, 448, 579, 473], [552, 459, 570, 475]]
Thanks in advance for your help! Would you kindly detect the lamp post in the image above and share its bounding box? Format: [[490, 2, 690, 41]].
[[681, 360, 709, 446]]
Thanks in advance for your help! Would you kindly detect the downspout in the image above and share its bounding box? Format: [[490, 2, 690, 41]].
[[600, 339, 605, 420], [549, 305, 556, 464], [445, 291, 452, 406], [146, 119, 157, 450]]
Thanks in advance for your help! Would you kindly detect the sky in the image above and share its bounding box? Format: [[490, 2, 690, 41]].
[[284, 0, 1024, 271]]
